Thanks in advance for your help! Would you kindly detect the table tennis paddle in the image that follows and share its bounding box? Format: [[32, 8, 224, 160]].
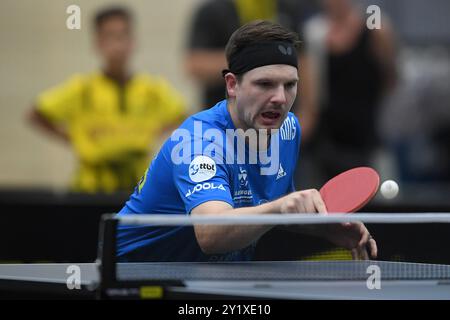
[[319, 167, 380, 214]]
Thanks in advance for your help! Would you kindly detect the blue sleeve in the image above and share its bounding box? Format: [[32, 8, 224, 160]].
[[172, 138, 234, 214]]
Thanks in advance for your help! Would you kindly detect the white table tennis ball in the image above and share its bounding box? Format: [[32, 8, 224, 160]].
[[380, 180, 399, 199]]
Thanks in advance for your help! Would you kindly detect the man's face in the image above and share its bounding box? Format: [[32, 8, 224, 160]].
[[231, 64, 298, 131], [96, 17, 133, 67]]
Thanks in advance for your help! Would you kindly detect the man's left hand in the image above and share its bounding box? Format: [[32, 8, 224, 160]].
[[324, 222, 377, 260]]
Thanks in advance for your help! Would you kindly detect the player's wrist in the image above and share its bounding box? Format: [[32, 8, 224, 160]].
[[255, 198, 282, 215], [269, 197, 285, 214]]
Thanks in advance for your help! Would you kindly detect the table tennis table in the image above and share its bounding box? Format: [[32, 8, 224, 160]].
[[2, 214, 450, 300], [1, 260, 450, 299]]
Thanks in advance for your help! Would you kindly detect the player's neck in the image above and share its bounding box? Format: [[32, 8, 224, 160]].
[[226, 99, 246, 131], [250, 134, 271, 152]]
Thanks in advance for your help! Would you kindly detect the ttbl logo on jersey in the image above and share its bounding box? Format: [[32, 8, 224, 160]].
[[189, 156, 217, 183]]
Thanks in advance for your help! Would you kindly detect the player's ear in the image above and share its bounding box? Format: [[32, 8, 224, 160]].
[[224, 73, 238, 98]]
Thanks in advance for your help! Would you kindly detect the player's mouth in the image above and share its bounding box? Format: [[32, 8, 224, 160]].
[[259, 111, 281, 125]]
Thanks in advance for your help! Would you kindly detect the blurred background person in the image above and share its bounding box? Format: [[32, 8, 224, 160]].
[[27, 6, 187, 193], [379, 47, 450, 184], [184, 0, 319, 109], [295, 0, 397, 188]]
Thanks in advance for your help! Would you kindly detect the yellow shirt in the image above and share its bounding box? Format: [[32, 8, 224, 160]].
[[36, 72, 186, 193]]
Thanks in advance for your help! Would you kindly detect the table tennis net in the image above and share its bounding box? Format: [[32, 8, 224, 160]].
[[109, 213, 450, 281], [116, 260, 450, 282]]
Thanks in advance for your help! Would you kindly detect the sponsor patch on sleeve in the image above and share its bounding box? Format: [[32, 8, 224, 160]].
[[188, 155, 217, 183]]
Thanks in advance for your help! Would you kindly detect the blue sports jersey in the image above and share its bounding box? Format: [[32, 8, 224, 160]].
[[117, 100, 301, 262]]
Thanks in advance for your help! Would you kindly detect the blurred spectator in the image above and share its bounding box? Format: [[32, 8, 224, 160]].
[[185, 0, 318, 109], [28, 6, 187, 193], [296, 0, 397, 187], [379, 47, 450, 183]]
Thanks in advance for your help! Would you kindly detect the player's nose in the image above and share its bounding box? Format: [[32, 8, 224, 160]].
[[270, 85, 287, 105]]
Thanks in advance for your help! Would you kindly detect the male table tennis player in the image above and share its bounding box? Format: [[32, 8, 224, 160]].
[[117, 21, 377, 262]]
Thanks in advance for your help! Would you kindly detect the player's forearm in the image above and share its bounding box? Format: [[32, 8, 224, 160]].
[[194, 201, 281, 254], [195, 189, 328, 254]]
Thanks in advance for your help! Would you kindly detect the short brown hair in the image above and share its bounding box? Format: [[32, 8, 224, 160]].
[[94, 6, 133, 31], [225, 20, 301, 68]]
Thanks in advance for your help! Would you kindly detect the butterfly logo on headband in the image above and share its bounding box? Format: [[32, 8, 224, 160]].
[[278, 45, 292, 56]]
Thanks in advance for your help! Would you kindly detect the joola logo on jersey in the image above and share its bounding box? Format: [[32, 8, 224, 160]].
[[185, 182, 226, 198], [189, 156, 217, 183]]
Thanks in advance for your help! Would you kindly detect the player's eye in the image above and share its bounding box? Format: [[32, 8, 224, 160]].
[[256, 81, 273, 88], [285, 81, 297, 89]]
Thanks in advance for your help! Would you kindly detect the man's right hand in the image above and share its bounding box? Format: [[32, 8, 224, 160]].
[[276, 189, 328, 214]]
